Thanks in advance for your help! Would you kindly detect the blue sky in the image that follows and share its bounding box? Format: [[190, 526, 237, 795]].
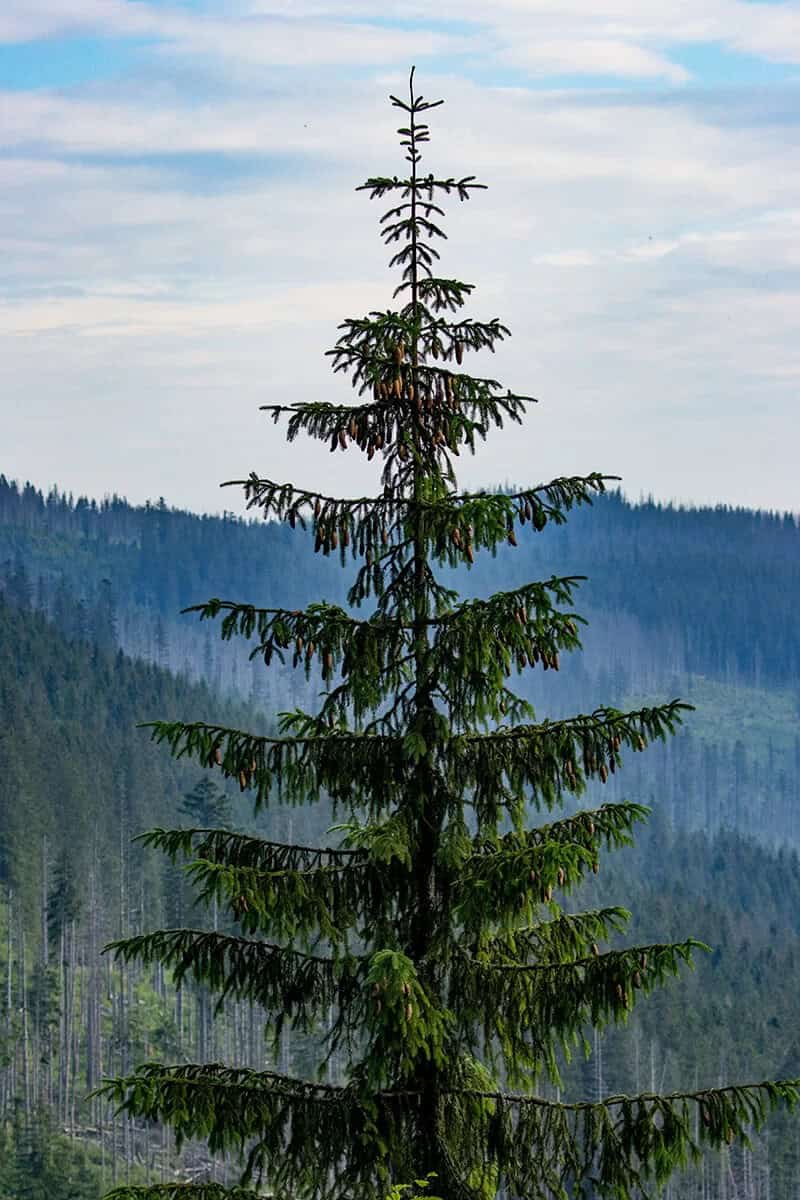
[[2, 12, 798, 94], [2, 0, 799, 515], [0, 36, 152, 91]]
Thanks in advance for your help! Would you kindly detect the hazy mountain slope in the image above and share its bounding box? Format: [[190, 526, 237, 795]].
[[2, 476, 798, 694], [0, 546, 799, 1193], [2, 474, 798, 854], [0, 593, 264, 912]]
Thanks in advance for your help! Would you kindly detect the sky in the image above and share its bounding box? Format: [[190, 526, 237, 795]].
[[1, 0, 799, 517]]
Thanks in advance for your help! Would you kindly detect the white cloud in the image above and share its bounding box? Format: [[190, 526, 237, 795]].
[[726, 4, 800, 63], [0, 280, 385, 338], [501, 37, 689, 82], [533, 250, 598, 268], [5, 0, 800, 76], [534, 211, 800, 273], [247, 0, 800, 70], [1, 2, 800, 514], [0, 0, 161, 43], [162, 16, 471, 69]]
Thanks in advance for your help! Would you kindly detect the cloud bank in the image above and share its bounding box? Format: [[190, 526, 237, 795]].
[[1, 0, 799, 515]]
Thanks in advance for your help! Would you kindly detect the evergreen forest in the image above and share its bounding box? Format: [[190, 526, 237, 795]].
[[2, 479, 800, 1197]]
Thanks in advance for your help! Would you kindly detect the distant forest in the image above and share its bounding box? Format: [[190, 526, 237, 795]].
[[2, 475, 799, 694], [2, 474, 799, 850], [1, 474, 800, 1196]]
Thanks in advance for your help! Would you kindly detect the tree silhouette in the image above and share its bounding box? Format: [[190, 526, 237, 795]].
[[100, 71, 800, 1200], [179, 777, 232, 831]]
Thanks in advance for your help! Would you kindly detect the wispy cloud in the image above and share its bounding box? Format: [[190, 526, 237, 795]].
[[1, 0, 799, 515], [501, 38, 689, 83], [0, 0, 159, 43]]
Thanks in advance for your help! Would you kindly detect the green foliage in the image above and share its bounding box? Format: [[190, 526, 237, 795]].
[[0, 1115, 109, 1200], [142, 701, 687, 825], [180, 777, 233, 830], [0, 590, 252, 909], [97, 70, 800, 1200], [47, 848, 83, 944], [385, 1177, 441, 1200]]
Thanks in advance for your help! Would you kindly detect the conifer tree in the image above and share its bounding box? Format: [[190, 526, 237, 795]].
[[180, 777, 232, 831], [99, 72, 800, 1200]]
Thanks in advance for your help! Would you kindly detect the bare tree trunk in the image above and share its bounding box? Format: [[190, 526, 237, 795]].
[[19, 921, 30, 1118], [86, 864, 100, 1096], [70, 917, 80, 1134], [176, 983, 183, 1058], [5, 889, 14, 1116], [40, 837, 53, 1109], [58, 921, 67, 1126]]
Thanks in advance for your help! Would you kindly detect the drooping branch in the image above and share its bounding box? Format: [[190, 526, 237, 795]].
[[456, 803, 649, 927], [95, 1060, 800, 1200], [181, 856, 392, 944], [477, 907, 632, 966], [257, 372, 531, 481], [440, 1077, 800, 1200], [460, 702, 689, 828], [185, 577, 585, 729], [137, 826, 361, 872], [448, 939, 705, 1084], [329, 312, 511, 379], [470, 801, 649, 859], [223, 473, 612, 571], [187, 575, 583, 642], [94, 1064, 412, 1197], [107, 927, 359, 1016], [140, 703, 687, 821], [327, 328, 514, 395], [105, 927, 376, 1062]]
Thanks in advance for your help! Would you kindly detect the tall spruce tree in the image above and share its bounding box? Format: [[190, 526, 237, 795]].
[[100, 72, 800, 1200]]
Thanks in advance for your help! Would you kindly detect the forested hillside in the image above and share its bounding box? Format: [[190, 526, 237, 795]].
[[2, 475, 799, 848], [0, 594, 269, 909], [1, 477, 799, 1195], [1, 595, 798, 1195], [2, 475, 799, 696], [0, 594, 289, 1195]]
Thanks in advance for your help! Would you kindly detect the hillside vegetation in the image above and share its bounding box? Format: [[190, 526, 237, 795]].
[[1, 477, 799, 1194]]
